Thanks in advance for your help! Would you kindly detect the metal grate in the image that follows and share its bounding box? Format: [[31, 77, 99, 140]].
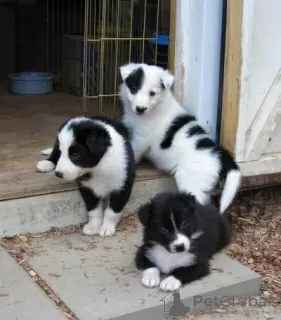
[[15, 0, 171, 118], [83, 0, 171, 117]]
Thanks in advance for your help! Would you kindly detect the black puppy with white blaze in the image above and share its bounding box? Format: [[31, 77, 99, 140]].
[[37, 116, 135, 237], [135, 192, 231, 292]]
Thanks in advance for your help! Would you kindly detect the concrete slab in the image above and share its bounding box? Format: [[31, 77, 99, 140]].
[[0, 246, 65, 320], [0, 176, 176, 237], [27, 224, 261, 320], [195, 310, 280, 320], [192, 298, 281, 320]]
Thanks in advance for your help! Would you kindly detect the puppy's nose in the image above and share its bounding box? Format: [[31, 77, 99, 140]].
[[136, 106, 147, 114], [55, 171, 63, 179], [174, 244, 185, 252]]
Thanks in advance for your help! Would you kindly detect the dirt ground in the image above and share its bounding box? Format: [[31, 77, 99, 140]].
[[226, 186, 281, 301]]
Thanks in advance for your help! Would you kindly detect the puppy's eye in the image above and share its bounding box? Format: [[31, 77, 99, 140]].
[[149, 91, 156, 97], [71, 152, 81, 161], [180, 221, 188, 229], [129, 85, 137, 93], [160, 227, 169, 235]]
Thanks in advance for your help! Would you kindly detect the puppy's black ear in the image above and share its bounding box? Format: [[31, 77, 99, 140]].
[[178, 193, 196, 212], [138, 202, 152, 226], [86, 128, 111, 161], [161, 69, 174, 90]]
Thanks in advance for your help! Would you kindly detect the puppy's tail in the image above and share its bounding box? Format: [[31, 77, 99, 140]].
[[40, 148, 53, 156], [219, 148, 242, 214]]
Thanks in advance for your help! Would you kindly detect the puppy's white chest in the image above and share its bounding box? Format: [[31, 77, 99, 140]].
[[81, 173, 117, 197], [146, 245, 196, 274]]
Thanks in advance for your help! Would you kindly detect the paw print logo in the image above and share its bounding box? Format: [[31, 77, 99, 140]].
[[237, 296, 248, 307]]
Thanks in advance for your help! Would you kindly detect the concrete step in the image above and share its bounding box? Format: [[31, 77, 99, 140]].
[[22, 219, 260, 320], [0, 168, 176, 237], [0, 160, 271, 238]]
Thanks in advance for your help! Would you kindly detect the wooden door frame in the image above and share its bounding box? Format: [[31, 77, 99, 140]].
[[220, 0, 243, 156]]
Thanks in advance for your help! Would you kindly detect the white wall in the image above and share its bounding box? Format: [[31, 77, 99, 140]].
[[173, 0, 223, 141]]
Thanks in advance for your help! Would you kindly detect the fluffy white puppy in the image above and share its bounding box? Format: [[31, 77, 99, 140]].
[[119, 63, 241, 213]]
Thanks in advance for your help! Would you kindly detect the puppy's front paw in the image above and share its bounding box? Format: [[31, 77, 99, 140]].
[[82, 221, 101, 236], [36, 160, 55, 173], [40, 148, 53, 156], [160, 276, 182, 292], [99, 221, 116, 237], [141, 268, 160, 288]]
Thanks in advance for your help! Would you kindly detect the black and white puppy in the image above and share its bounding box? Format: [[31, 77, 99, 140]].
[[135, 192, 231, 292], [37, 116, 135, 237], [120, 63, 241, 213]]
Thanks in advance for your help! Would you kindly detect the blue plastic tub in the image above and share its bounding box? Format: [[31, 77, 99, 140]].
[[149, 32, 169, 69], [151, 32, 169, 46], [9, 72, 54, 95]]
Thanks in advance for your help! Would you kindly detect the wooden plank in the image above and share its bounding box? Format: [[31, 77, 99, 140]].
[[241, 172, 281, 191], [244, 81, 281, 161], [238, 158, 281, 177], [168, 0, 176, 73], [0, 92, 168, 202], [213, 172, 281, 207], [0, 163, 167, 202], [220, 0, 243, 155]]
